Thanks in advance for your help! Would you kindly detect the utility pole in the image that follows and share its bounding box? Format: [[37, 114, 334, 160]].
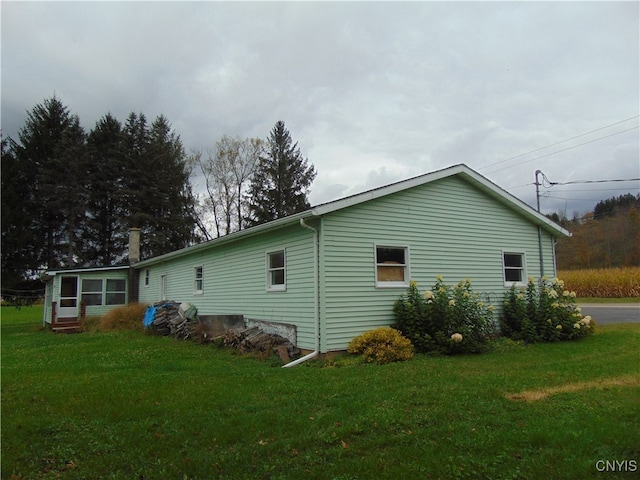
[[535, 169, 543, 212], [534, 170, 545, 278]]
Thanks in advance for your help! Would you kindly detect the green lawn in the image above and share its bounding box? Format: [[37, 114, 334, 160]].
[[2, 306, 639, 480]]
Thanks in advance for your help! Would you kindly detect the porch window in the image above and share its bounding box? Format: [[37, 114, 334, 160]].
[[267, 250, 286, 291], [194, 266, 204, 294], [503, 252, 526, 285], [375, 245, 410, 287], [81, 279, 103, 306], [106, 279, 126, 305]]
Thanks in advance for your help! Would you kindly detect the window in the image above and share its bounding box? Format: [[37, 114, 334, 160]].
[[144, 269, 150, 287], [267, 250, 286, 291], [375, 245, 409, 287], [81, 279, 103, 306], [106, 279, 126, 305], [80, 278, 126, 306], [503, 252, 526, 285], [160, 275, 168, 301], [194, 266, 204, 294]]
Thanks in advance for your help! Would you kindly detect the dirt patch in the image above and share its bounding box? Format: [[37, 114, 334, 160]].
[[506, 374, 639, 402]]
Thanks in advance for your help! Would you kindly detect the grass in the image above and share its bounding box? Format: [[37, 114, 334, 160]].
[[2, 306, 639, 480]]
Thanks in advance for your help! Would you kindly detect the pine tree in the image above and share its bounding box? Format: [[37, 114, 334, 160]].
[[84, 113, 129, 266], [123, 113, 198, 259], [10, 96, 87, 270], [246, 121, 316, 226]]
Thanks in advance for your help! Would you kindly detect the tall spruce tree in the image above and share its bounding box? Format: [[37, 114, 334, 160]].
[[84, 113, 129, 266], [1, 137, 35, 286], [9, 96, 87, 271], [123, 113, 198, 259], [3, 98, 200, 282], [246, 121, 316, 226]]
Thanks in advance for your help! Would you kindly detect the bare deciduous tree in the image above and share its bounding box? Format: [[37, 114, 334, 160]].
[[191, 135, 263, 238]]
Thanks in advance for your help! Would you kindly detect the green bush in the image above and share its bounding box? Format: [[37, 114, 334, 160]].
[[347, 327, 414, 364], [393, 278, 496, 355], [501, 276, 595, 343]]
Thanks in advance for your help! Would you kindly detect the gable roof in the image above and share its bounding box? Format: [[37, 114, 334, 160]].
[[135, 164, 569, 268]]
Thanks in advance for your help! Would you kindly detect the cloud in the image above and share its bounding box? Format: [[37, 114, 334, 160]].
[[2, 1, 638, 217]]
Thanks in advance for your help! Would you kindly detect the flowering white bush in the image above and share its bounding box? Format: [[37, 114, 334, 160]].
[[394, 277, 495, 355], [501, 276, 595, 343]]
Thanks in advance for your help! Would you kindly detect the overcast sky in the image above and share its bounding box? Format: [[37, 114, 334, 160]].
[[2, 1, 639, 217]]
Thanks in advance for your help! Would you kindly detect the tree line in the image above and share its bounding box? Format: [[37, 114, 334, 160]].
[[550, 193, 640, 269], [1, 96, 316, 290]]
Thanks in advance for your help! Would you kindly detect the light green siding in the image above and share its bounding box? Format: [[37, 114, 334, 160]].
[[133, 170, 563, 354], [43, 268, 130, 323], [319, 175, 558, 351], [138, 223, 318, 350]]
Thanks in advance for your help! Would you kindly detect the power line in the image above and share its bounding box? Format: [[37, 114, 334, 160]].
[[484, 126, 638, 174], [534, 170, 639, 212], [552, 178, 640, 186], [478, 115, 639, 171]]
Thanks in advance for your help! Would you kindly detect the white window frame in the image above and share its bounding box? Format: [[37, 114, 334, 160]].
[[266, 249, 286, 292], [502, 251, 527, 287], [194, 266, 204, 295], [105, 278, 127, 305], [144, 269, 150, 287], [374, 244, 410, 288], [81, 279, 103, 306], [160, 274, 168, 301]]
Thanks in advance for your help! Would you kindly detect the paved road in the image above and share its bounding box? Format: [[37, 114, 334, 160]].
[[578, 304, 640, 325]]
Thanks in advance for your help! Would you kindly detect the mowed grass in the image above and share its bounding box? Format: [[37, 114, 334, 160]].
[[2, 306, 639, 480]]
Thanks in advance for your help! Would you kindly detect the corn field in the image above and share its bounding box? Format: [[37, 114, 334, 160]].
[[558, 267, 640, 298]]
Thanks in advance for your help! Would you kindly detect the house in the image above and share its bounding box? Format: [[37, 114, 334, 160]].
[[41, 228, 140, 331], [42, 164, 569, 357], [42, 265, 131, 332]]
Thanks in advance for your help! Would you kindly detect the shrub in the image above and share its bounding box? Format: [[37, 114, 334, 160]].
[[501, 276, 595, 343], [99, 303, 148, 332], [347, 327, 414, 364], [393, 278, 496, 355]]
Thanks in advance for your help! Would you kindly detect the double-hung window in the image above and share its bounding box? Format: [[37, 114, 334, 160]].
[[80, 278, 126, 306], [105, 279, 126, 305], [375, 245, 410, 287], [81, 279, 103, 306], [267, 250, 286, 291], [194, 266, 204, 294], [503, 252, 526, 285]]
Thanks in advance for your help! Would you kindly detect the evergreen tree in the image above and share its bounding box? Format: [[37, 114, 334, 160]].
[[3, 99, 200, 281], [123, 113, 198, 259], [9, 96, 87, 270], [1, 136, 35, 285], [84, 113, 129, 266], [246, 121, 316, 226]]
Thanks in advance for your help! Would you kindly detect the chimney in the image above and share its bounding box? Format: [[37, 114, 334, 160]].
[[129, 228, 141, 264]]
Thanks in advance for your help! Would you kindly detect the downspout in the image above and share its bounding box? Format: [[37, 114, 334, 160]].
[[537, 226, 545, 278], [283, 218, 320, 367]]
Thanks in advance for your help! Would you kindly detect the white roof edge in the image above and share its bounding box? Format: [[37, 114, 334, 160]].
[[455, 166, 571, 237], [44, 265, 130, 276], [134, 210, 313, 268], [135, 164, 569, 268], [311, 164, 468, 216], [312, 163, 569, 237]]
